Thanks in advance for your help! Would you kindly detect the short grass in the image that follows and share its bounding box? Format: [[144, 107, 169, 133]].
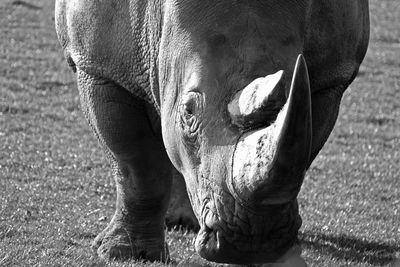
[[0, 0, 399, 266]]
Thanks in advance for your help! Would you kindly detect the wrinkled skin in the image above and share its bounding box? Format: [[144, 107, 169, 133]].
[[55, 0, 369, 264]]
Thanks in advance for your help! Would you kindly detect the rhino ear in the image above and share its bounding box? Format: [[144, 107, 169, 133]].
[[228, 70, 286, 128]]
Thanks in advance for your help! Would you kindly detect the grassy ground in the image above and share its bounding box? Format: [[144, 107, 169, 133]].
[[0, 0, 399, 266]]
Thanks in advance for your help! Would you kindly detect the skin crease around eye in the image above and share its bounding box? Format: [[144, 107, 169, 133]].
[[180, 91, 203, 128], [179, 92, 204, 149]]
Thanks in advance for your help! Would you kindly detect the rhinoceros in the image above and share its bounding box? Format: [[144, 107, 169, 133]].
[[55, 0, 369, 264]]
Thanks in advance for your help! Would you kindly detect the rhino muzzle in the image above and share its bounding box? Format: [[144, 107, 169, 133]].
[[228, 54, 312, 207], [194, 193, 303, 264]]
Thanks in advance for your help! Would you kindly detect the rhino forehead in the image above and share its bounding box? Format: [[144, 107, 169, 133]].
[[161, 0, 307, 83], [166, 0, 307, 37]]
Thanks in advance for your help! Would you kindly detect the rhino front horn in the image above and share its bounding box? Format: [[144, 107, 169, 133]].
[[230, 55, 312, 207]]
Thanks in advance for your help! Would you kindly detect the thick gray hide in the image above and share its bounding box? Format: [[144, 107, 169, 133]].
[[55, 0, 369, 264]]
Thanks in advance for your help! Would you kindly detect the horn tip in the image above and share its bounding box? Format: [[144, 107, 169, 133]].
[[295, 54, 308, 74]]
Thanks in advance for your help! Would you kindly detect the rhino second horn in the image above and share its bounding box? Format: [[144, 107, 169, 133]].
[[228, 70, 286, 128], [230, 55, 312, 206]]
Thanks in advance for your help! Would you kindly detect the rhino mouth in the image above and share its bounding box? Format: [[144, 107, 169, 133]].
[[194, 196, 302, 264]]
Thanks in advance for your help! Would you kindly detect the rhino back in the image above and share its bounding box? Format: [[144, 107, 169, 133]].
[[55, 0, 163, 108], [304, 0, 370, 92]]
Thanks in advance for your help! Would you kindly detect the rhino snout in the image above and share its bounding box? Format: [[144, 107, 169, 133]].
[[193, 197, 303, 264]]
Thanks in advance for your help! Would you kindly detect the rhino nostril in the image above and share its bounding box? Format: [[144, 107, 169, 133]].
[[204, 210, 217, 229], [195, 225, 221, 259]]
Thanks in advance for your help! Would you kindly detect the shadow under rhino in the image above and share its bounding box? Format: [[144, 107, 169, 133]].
[[300, 231, 400, 266]]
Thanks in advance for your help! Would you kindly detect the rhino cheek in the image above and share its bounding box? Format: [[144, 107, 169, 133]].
[[161, 106, 191, 176]]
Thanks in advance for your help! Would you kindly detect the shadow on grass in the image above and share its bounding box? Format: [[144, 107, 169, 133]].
[[300, 230, 399, 266]]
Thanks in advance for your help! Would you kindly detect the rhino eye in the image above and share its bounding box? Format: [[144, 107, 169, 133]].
[[180, 92, 203, 136], [183, 99, 195, 119]]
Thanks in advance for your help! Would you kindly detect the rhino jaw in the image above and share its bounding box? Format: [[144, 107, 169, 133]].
[[229, 54, 312, 206]]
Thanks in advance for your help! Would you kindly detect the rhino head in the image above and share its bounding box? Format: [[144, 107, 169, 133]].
[[159, 1, 311, 264]]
